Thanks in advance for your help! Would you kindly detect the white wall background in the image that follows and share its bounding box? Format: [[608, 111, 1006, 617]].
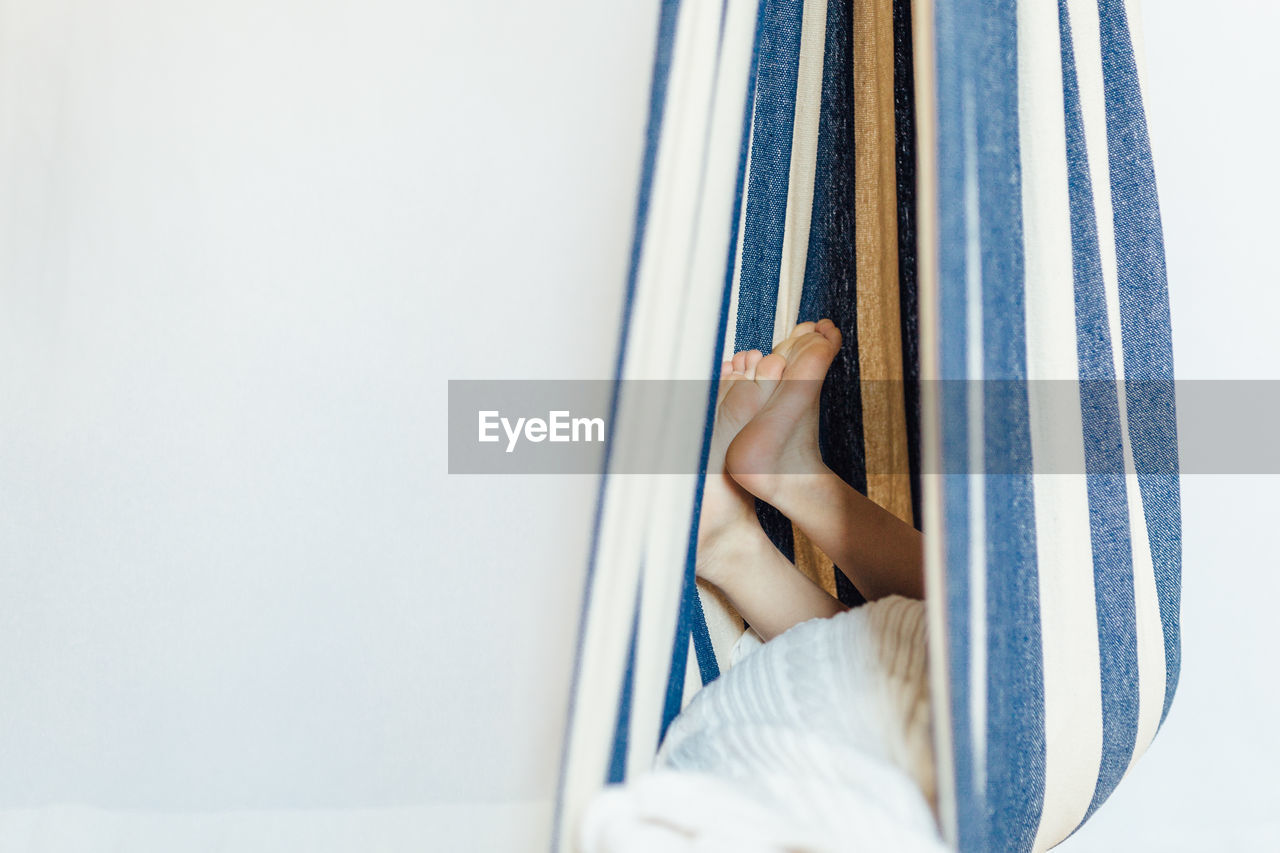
[[0, 0, 660, 848], [1, 0, 1275, 850], [1061, 1, 1280, 850]]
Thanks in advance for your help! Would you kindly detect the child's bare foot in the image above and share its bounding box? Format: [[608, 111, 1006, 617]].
[[725, 319, 842, 506], [695, 348, 785, 587], [693, 330, 851, 637], [723, 319, 924, 602]]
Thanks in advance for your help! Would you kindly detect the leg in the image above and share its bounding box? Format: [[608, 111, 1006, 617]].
[[726, 320, 924, 602], [696, 349, 847, 641]]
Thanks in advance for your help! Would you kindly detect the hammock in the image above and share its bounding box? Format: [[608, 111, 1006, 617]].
[[555, 0, 1180, 850]]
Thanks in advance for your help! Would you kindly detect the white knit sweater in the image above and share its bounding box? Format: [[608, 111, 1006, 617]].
[[580, 596, 945, 852]]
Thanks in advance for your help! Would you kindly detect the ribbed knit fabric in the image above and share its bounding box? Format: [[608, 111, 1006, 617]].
[[579, 596, 943, 851]]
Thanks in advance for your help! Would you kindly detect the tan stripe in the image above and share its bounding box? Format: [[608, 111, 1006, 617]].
[[853, 0, 913, 526], [791, 523, 838, 598]]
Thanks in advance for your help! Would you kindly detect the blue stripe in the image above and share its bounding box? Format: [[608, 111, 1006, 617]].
[[731, 0, 804, 588], [799, 0, 869, 608], [607, 596, 642, 784], [1059, 0, 1140, 822], [798, 0, 853, 326], [969, 2, 1044, 850], [1097, 0, 1182, 726], [661, 564, 695, 742], [734, 0, 804, 355], [614, 0, 685, 393], [689, 586, 721, 683], [933, 0, 984, 846]]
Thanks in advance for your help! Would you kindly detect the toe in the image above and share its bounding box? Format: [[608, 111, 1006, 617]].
[[815, 318, 842, 346], [773, 322, 816, 361], [732, 350, 749, 374], [721, 359, 733, 377], [791, 321, 817, 339], [779, 330, 840, 382], [743, 349, 764, 379], [754, 352, 786, 384], [716, 371, 744, 406]]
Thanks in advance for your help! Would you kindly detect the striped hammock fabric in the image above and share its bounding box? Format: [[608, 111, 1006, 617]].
[[555, 0, 1180, 850]]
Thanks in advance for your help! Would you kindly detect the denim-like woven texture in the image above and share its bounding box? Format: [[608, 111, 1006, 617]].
[[1060, 0, 1138, 825], [557, 0, 766, 845], [1096, 0, 1181, 730], [572, 1, 1182, 850], [734, 0, 805, 579], [682, 0, 1180, 849], [798, 0, 870, 610], [931, 0, 1181, 850]]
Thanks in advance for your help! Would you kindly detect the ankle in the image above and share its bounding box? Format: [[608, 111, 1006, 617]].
[[730, 454, 834, 512], [695, 518, 771, 590]]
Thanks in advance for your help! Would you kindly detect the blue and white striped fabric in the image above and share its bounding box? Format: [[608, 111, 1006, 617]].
[[555, 0, 1180, 850], [919, 0, 1180, 849], [553, 1, 764, 847]]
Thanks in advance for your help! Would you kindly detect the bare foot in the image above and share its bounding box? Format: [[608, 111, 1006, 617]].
[[712, 320, 924, 604], [695, 348, 784, 587], [724, 319, 842, 506]]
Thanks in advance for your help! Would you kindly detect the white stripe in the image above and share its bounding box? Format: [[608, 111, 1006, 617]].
[[1017, 3, 1104, 849], [910, 0, 958, 843], [772, 0, 828, 343], [961, 80, 987, 804], [618, 0, 724, 780], [722, 97, 754, 362], [680, 631, 701, 710], [1067, 0, 1166, 775], [706, 6, 763, 697], [626, 0, 762, 777]]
